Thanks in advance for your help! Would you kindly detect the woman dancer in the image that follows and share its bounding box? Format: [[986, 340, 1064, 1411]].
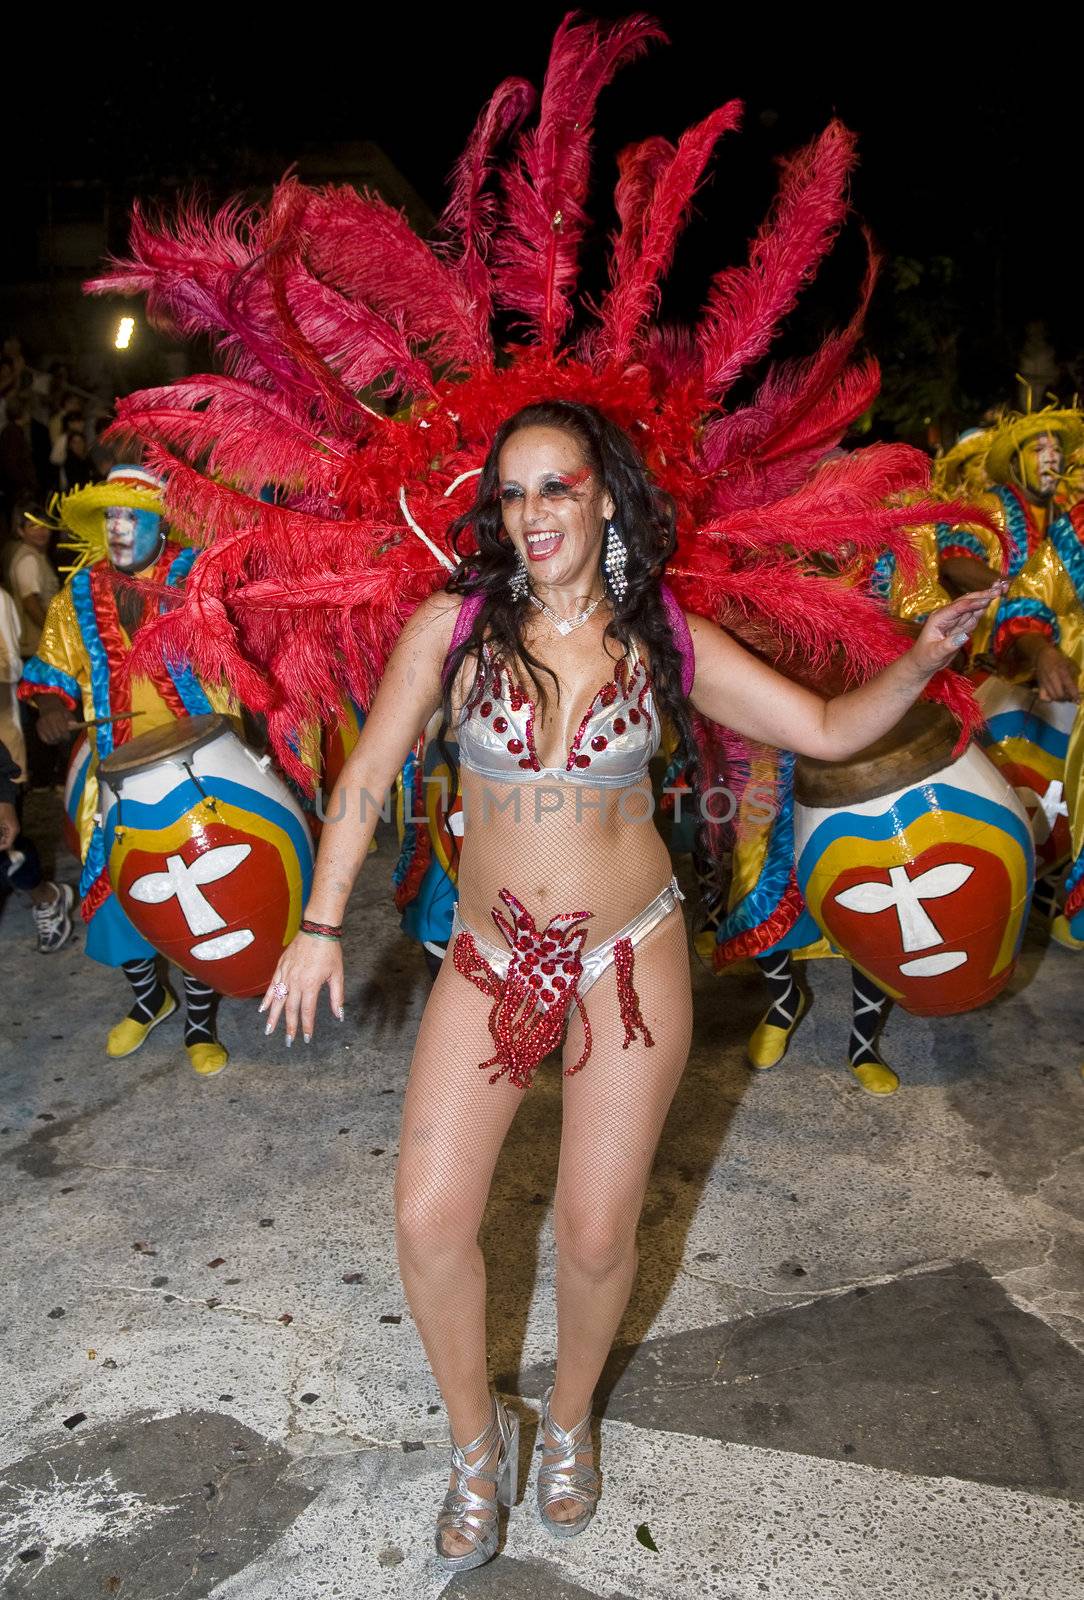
[[260, 399, 999, 1570]]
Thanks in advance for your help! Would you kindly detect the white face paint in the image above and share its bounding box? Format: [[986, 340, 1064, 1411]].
[[129, 844, 255, 960], [105, 504, 163, 571], [1018, 432, 1063, 499]]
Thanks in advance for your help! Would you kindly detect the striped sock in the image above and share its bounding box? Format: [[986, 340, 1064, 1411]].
[[122, 958, 166, 1024], [849, 968, 891, 1065], [183, 975, 217, 1046], [755, 952, 802, 1029]]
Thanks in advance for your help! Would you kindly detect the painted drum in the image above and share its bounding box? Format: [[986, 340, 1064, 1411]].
[[63, 733, 92, 861], [320, 696, 365, 800], [393, 715, 463, 952], [98, 714, 315, 998], [973, 674, 1076, 874], [793, 704, 1035, 1016]]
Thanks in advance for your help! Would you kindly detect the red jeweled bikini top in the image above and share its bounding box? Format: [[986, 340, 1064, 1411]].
[[457, 647, 660, 787]]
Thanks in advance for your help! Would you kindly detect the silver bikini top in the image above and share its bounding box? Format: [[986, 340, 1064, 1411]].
[[457, 647, 661, 786]]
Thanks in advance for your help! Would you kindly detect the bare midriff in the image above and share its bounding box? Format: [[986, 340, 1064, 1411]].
[[455, 769, 673, 946]]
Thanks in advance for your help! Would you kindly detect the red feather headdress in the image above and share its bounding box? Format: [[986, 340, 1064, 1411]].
[[87, 11, 977, 788]]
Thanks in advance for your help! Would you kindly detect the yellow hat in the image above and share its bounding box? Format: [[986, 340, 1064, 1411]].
[[932, 428, 993, 495], [985, 408, 1084, 487]]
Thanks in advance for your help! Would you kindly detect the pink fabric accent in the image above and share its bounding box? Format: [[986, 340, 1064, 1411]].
[[659, 582, 695, 696], [442, 592, 487, 686]]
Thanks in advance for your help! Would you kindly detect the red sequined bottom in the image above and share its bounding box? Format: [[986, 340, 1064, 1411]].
[[453, 888, 655, 1089]]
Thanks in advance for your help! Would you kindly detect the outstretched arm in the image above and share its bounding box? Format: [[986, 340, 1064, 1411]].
[[687, 584, 1004, 761], [261, 591, 461, 1041]]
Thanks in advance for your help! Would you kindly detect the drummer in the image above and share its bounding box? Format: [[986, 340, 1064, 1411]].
[[936, 409, 1083, 652], [711, 518, 965, 1096], [990, 453, 1084, 947], [17, 465, 237, 1075]]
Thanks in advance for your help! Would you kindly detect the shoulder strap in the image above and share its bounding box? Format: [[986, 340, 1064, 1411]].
[[441, 592, 486, 686], [659, 582, 695, 696]]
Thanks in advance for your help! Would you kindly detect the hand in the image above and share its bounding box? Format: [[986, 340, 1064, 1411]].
[[37, 702, 78, 744], [911, 583, 1007, 677], [1035, 643, 1080, 704], [259, 931, 345, 1045], [0, 802, 17, 851]]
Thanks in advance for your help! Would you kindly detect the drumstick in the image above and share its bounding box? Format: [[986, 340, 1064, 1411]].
[[79, 711, 147, 728]]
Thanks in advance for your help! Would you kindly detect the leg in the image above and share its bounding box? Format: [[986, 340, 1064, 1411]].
[[748, 950, 809, 1068], [106, 957, 177, 1058], [546, 911, 693, 1522], [394, 955, 525, 1557], [182, 973, 228, 1076], [848, 966, 898, 1095], [4, 833, 74, 951]]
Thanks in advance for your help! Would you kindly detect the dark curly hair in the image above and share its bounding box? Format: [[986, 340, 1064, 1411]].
[[438, 399, 699, 785]]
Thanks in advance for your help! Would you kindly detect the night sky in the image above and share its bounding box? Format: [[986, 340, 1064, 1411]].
[[6, 10, 1078, 433]]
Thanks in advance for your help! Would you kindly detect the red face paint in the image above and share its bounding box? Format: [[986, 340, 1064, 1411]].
[[553, 467, 592, 491]]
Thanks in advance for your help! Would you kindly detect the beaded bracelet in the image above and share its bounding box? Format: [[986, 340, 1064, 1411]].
[[299, 918, 343, 941]]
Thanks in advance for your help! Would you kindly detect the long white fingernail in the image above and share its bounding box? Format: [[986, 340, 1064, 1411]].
[[286, 1035, 293, 1049], [304, 1033, 311, 1044], [257, 1000, 266, 1014], [335, 1007, 345, 1022], [952, 631, 969, 646], [264, 1022, 273, 1036]]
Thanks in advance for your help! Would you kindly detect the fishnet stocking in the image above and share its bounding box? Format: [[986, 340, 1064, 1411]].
[[395, 871, 691, 1541], [395, 953, 525, 1555], [549, 909, 691, 1515]]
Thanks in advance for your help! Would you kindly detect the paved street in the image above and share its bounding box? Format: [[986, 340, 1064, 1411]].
[[1, 813, 1082, 1599]]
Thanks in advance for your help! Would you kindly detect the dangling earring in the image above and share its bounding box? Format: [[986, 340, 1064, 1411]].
[[509, 550, 529, 602], [604, 520, 628, 601]]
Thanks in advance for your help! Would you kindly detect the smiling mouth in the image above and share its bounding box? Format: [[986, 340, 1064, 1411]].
[[525, 530, 565, 561]]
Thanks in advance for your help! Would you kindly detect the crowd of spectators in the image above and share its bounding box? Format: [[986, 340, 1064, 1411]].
[[0, 335, 116, 526], [0, 334, 94, 949]]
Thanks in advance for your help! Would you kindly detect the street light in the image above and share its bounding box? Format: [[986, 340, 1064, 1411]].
[[114, 316, 135, 351]]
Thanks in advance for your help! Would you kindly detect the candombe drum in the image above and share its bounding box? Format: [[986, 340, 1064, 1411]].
[[394, 713, 463, 951], [97, 714, 315, 998], [972, 674, 1076, 874], [792, 704, 1035, 1015], [320, 695, 366, 799]]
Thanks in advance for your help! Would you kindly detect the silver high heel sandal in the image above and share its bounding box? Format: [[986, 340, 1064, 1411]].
[[435, 1392, 519, 1573], [536, 1385, 600, 1539]]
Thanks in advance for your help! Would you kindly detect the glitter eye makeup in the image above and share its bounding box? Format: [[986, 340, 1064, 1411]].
[[547, 467, 592, 494]]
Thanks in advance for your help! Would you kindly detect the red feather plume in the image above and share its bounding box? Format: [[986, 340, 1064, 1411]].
[[86, 13, 985, 800]]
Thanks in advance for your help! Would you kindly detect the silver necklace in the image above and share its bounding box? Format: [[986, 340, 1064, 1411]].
[[529, 592, 603, 637]]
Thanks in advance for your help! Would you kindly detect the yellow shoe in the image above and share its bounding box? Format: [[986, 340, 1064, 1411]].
[[747, 989, 809, 1070], [1051, 914, 1084, 951], [106, 992, 177, 1058], [186, 1040, 229, 1077], [850, 1057, 900, 1095]]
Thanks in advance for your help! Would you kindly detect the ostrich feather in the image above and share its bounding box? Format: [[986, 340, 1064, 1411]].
[[302, 187, 490, 370], [596, 101, 742, 363], [439, 75, 536, 325], [492, 11, 665, 347], [698, 120, 857, 400]]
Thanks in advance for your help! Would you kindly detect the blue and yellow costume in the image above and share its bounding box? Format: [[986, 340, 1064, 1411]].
[[937, 411, 1083, 651], [992, 500, 1084, 952], [19, 467, 234, 1071]]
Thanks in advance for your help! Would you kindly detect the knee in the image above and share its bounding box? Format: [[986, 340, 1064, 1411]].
[[394, 1180, 477, 1268], [554, 1199, 636, 1281]]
